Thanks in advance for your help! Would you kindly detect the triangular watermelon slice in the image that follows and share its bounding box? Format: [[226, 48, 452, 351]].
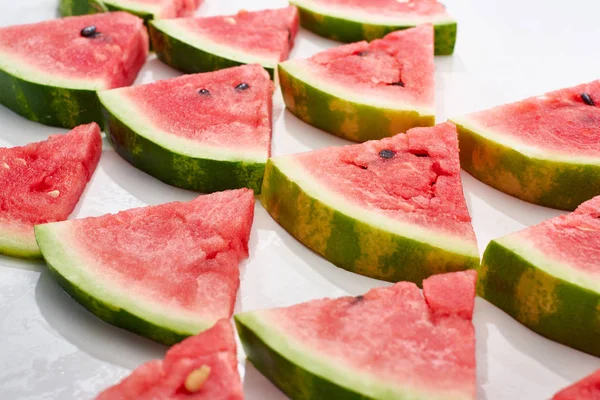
[[60, 0, 202, 21], [479, 195, 600, 357], [0, 123, 102, 259], [96, 319, 243, 400], [0, 12, 148, 128], [235, 270, 477, 399], [552, 369, 600, 400], [261, 122, 479, 284], [451, 80, 600, 211], [279, 24, 435, 142], [150, 6, 300, 78], [289, 0, 456, 55], [98, 64, 273, 194], [35, 189, 255, 345]]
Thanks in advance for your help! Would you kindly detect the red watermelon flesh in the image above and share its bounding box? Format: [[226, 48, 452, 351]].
[[0, 123, 101, 257], [171, 7, 300, 63], [252, 270, 477, 398], [105, 64, 273, 155], [96, 319, 243, 400], [553, 369, 600, 400], [456, 80, 600, 158], [296, 0, 450, 19], [0, 12, 148, 89], [297, 24, 434, 108], [104, 0, 201, 18], [293, 122, 475, 239]]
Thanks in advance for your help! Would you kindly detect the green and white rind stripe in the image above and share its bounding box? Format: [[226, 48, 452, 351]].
[[58, 0, 108, 17], [35, 222, 215, 345], [150, 20, 280, 77], [289, 0, 457, 55], [452, 116, 600, 211], [235, 311, 472, 400], [279, 61, 435, 142], [0, 222, 41, 259], [479, 238, 600, 357], [261, 157, 479, 284]]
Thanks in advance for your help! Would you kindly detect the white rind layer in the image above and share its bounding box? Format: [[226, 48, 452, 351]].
[[451, 116, 600, 166], [35, 221, 213, 334], [0, 220, 40, 258], [496, 235, 600, 294], [280, 60, 435, 116], [98, 89, 268, 163], [151, 20, 280, 68], [273, 156, 479, 258], [290, 0, 456, 26]]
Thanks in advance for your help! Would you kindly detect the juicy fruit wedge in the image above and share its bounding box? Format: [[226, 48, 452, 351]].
[[289, 0, 457, 55], [96, 320, 243, 400], [451, 80, 600, 210], [0, 123, 101, 259], [35, 189, 255, 345], [0, 12, 148, 128], [479, 195, 600, 357], [150, 6, 300, 77], [261, 122, 479, 284], [552, 369, 600, 400], [99, 64, 273, 194], [279, 24, 435, 142], [235, 270, 477, 400], [60, 0, 202, 20]]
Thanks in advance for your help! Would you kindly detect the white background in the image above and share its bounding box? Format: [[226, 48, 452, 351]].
[[1, 0, 599, 399]]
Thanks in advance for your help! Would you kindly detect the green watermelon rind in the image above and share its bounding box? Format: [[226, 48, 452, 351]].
[[478, 238, 600, 357], [35, 222, 215, 345], [149, 21, 278, 79], [58, 0, 108, 17], [261, 157, 479, 285], [289, 0, 457, 56], [0, 223, 41, 259], [452, 117, 600, 211], [278, 62, 435, 142], [98, 90, 267, 194]]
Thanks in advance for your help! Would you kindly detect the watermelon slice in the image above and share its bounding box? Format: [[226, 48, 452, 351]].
[[279, 24, 435, 142], [35, 189, 255, 345], [478, 195, 600, 357], [150, 7, 300, 78], [553, 370, 600, 400], [0, 123, 102, 259], [289, 0, 456, 55], [98, 64, 273, 194], [235, 270, 477, 400], [0, 12, 148, 129], [261, 122, 479, 284], [60, 0, 202, 21], [451, 80, 600, 211], [96, 319, 243, 400]]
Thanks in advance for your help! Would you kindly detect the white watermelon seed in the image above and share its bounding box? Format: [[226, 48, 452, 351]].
[[47, 190, 60, 198], [15, 158, 26, 166], [224, 17, 236, 25], [184, 365, 211, 393], [2, 162, 9, 169]]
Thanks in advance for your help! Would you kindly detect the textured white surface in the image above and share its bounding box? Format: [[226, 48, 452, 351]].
[[0, 0, 599, 399]]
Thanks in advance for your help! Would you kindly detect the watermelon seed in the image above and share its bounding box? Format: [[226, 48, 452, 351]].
[[412, 152, 429, 158], [288, 29, 292, 44], [198, 89, 210, 95], [2, 162, 9, 170], [47, 190, 60, 198], [184, 365, 211, 393], [388, 80, 405, 87], [80, 25, 99, 38], [379, 149, 395, 159], [15, 158, 26, 166], [356, 51, 369, 56], [581, 93, 595, 106], [235, 83, 249, 91]]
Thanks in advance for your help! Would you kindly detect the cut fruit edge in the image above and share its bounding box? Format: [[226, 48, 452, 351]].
[[279, 60, 436, 116], [0, 220, 41, 258], [102, 0, 164, 17], [35, 221, 215, 335], [98, 89, 269, 163], [270, 156, 479, 258], [452, 116, 600, 165]]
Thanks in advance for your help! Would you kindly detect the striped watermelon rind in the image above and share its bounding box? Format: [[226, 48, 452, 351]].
[[452, 117, 600, 211], [58, 0, 107, 17], [289, 0, 457, 55], [278, 62, 435, 142], [260, 157, 480, 284], [479, 238, 600, 357], [0, 222, 41, 259]]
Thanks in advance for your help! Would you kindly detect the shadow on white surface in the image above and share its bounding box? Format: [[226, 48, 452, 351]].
[[0, 254, 45, 273]]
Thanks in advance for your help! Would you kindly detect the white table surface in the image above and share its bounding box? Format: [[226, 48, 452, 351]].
[[1, 0, 599, 399]]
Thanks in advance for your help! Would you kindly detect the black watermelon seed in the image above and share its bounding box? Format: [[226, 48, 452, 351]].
[[379, 149, 395, 159], [287, 29, 292, 44], [80, 25, 98, 38], [198, 89, 210, 95], [581, 92, 595, 106], [235, 83, 249, 91], [357, 51, 369, 56], [389, 80, 405, 87], [355, 295, 364, 301]]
